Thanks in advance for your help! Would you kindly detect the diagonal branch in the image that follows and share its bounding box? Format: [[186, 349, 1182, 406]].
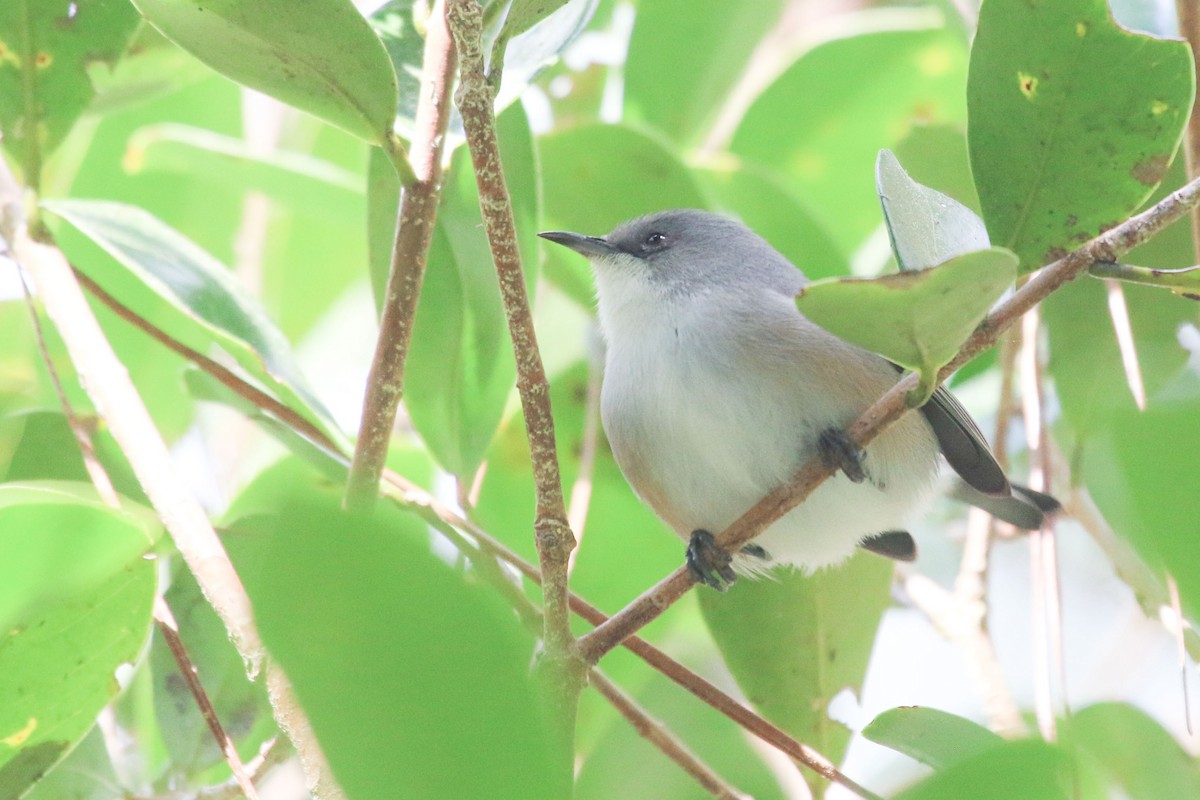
[[61, 264, 882, 799], [344, 0, 458, 510], [445, 0, 578, 663], [575, 171, 1200, 664]]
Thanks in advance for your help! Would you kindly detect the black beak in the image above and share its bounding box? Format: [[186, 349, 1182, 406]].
[[538, 230, 619, 258]]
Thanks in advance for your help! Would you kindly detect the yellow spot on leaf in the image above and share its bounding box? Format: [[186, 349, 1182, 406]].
[[1076, 21, 1089, 37], [1018, 72, 1038, 99], [3, 718, 37, 747], [917, 45, 953, 77], [1151, 100, 1169, 115]]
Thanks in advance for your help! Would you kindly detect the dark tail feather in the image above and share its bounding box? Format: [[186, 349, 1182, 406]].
[[949, 480, 1061, 530]]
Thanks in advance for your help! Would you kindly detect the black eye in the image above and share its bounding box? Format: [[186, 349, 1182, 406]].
[[644, 232, 668, 247]]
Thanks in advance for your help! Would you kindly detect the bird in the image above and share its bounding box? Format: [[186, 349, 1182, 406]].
[[539, 209, 1057, 589]]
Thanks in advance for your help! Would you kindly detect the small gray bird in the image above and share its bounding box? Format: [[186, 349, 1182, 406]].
[[540, 209, 1055, 588]]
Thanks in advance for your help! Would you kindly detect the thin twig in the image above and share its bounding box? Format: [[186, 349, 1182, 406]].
[[588, 669, 750, 800], [3, 203, 343, 800], [344, 0, 457, 510], [446, 0, 578, 660], [154, 598, 261, 799], [575, 170, 1200, 664], [1174, 0, 1200, 262]]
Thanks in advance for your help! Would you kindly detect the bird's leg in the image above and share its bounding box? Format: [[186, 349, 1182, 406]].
[[818, 427, 867, 483], [686, 529, 737, 590]]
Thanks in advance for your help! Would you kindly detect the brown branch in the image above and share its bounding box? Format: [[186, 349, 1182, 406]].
[[445, 0, 578, 660], [54, 273, 882, 799], [154, 597, 260, 799], [344, 0, 457, 510], [588, 669, 750, 800], [576, 170, 1200, 665], [1175, 0, 1200, 262]]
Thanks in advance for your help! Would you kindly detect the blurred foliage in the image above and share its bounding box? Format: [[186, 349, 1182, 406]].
[[1, 0, 1198, 798]]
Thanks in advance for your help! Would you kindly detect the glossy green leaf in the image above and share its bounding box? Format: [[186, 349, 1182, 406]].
[[698, 554, 891, 784], [132, 0, 398, 144], [862, 706, 1004, 771], [895, 739, 1071, 800], [967, 0, 1193, 270], [1069, 702, 1200, 799], [43, 199, 345, 449], [225, 472, 566, 800], [732, 22, 968, 251], [126, 123, 365, 224], [876, 149, 990, 271], [1084, 375, 1200, 619], [624, 0, 787, 144], [796, 247, 1018, 402], [367, 104, 538, 477], [0, 482, 158, 797], [698, 164, 848, 279], [0, 0, 140, 175], [539, 123, 713, 306], [0, 481, 160, 630]]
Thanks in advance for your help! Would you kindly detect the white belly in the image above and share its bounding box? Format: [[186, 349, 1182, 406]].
[[600, 316, 939, 571]]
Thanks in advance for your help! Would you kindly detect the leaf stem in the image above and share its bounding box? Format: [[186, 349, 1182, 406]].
[[344, 0, 457, 510], [1087, 260, 1200, 296]]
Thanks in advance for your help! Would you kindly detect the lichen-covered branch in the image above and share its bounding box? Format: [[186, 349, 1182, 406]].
[[445, 0, 577, 661], [344, 0, 457, 510], [576, 171, 1200, 664]]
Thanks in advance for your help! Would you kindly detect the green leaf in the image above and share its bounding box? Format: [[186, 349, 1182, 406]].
[[0, 482, 158, 797], [731, 21, 968, 251], [895, 739, 1071, 800], [795, 247, 1018, 403], [1069, 702, 1200, 799], [697, 163, 849, 279], [43, 199, 345, 450], [367, 103, 539, 477], [624, 0, 788, 145], [538, 123, 713, 306], [0, 481, 160, 630], [697, 554, 891, 785], [1084, 375, 1200, 620], [225, 470, 566, 800], [876, 149, 990, 271], [967, 0, 1194, 270], [892, 124, 982, 217], [126, 123, 365, 225], [863, 706, 1004, 771], [131, 0, 398, 144], [0, 0, 140, 176]]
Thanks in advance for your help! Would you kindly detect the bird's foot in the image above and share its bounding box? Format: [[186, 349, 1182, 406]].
[[818, 427, 867, 483], [686, 530, 737, 591]]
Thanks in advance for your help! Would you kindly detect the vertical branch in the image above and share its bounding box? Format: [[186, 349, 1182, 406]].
[[446, 0, 577, 657], [1175, 0, 1200, 261], [344, 0, 458, 509]]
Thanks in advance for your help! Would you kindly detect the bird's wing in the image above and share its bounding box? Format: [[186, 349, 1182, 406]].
[[920, 384, 1011, 496]]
